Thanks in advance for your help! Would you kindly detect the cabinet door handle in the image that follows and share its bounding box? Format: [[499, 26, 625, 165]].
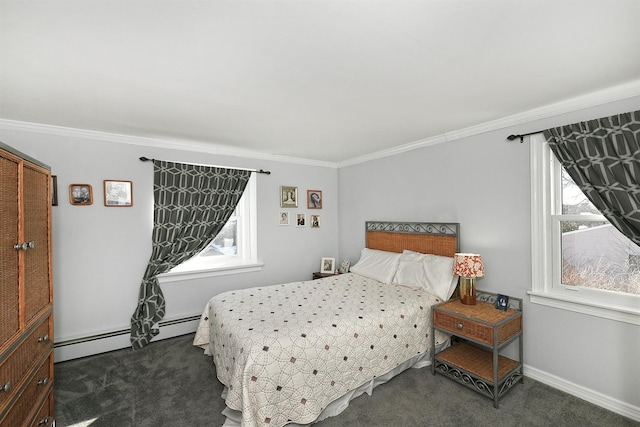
[[456, 323, 464, 330], [37, 377, 50, 386], [38, 334, 49, 343], [13, 241, 35, 251], [0, 381, 10, 392], [38, 417, 49, 426]]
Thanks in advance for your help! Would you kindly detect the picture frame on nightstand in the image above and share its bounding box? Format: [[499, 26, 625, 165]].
[[320, 257, 335, 274], [496, 294, 509, 311]]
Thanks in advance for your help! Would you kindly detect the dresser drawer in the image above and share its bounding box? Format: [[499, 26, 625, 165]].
[[0, 315, 52, 412], [30, 389, 54, 427], [0, 352, 53, 427]]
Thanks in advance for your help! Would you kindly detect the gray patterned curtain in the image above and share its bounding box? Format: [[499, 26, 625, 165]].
[[543, 109, 640, 246], [130, 160, 252, 349]]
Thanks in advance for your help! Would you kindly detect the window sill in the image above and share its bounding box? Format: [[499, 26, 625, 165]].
[[157, 261, 264, 284], [528, 290, 640, 326]]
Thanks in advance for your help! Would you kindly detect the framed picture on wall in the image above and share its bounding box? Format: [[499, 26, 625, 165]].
[[296, 213, 306, 227], [279, 211, 290, 225], [310, 214, 320, 228], [280, 186, 298, 208], [104, 180, 133, 207], [307, 190, 322, 209], [51, 175, 58, 206], [69, 184, 93, 206]]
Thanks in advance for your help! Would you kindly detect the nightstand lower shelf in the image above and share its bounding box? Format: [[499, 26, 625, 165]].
[[434, 342, 523, 407]]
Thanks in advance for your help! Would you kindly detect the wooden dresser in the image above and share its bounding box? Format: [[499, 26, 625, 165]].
[[0, 142, 54, 427]]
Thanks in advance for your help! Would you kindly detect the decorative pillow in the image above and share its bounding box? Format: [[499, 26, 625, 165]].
[[392, 251, 428, 289], [394, 250, 459, 300], [350, 248, 401, 284]]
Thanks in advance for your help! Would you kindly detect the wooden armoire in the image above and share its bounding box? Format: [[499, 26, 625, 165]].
[[0, 142, 54, 426]]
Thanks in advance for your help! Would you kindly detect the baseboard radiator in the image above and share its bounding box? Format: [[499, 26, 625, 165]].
[[53, 315, 201, 362]]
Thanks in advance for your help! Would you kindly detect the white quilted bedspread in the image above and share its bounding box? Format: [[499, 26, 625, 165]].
[[194, 273, 449, 427]]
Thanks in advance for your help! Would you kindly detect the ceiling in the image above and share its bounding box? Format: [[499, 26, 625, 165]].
[[2, 1, 640, 164]]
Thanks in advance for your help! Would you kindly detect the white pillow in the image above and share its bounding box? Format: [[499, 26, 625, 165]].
[[394, 250, 459, 300], [392, 251, 427, 289], [350, 248, 401, 284]]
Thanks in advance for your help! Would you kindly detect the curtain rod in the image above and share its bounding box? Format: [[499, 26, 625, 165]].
[[506, 131, 543, 143], [139, 157, 271, 175]]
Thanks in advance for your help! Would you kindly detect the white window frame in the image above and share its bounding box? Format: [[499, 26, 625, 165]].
[[529, 133, 640, 325], [157, 174, 262, 283]]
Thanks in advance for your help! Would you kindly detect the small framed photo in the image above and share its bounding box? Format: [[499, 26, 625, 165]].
[[307, 190, 322, 209], [69, 184, 93, 206], [104, 180, 133, 207], [321, 257, 336, 274], [281, 186, 298, 208], [296, 213, 306, 227], [51, 175, 58, 206], [495, 294, 509, 311], [279, 211, 290, 226], [310, 214, 320, 228]]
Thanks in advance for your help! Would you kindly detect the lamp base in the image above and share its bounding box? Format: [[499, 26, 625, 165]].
[[459, 277, 476, 305]]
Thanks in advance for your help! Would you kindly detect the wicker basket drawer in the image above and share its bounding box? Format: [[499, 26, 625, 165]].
[[0, 352, 52, 427], [30, 388, 54, 427], [434, 299, 522, 346], [0, 315, 52, 411], [434, 311, 495, 345]]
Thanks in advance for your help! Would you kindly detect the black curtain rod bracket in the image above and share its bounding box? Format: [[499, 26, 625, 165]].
[[507, 131, 542, 143], [139, 156, 270, 175]]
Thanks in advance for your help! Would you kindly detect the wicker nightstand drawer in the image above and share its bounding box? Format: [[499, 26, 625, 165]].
[[433, 298, 521, 345], [434, 311, 493, 345]]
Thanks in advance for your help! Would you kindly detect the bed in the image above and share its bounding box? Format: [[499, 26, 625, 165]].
[[194, 221, 460, 427]]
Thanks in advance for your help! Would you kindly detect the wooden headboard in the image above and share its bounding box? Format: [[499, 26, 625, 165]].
[[365, 221, 459, 257]]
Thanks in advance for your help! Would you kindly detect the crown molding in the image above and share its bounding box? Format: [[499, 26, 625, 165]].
[[0, 119, 339, 169], [337, 79, 640, 168], [2, 79, 639, 170]]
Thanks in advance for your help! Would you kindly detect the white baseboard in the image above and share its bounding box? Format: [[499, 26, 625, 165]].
[[53, 315, 200, 363], [524, 365, 640, 422]]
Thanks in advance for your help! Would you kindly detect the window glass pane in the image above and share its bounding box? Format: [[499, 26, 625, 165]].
[[561, 168, 598, 214], [560, 168, 640, 295], [199, 218, 238, 257]]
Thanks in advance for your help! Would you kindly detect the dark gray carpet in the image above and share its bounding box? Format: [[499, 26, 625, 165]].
[[54, 334, 637, 427]]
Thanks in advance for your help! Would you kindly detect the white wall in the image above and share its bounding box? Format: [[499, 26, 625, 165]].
[[337, 95, 640, 417], [0, 128, 339, 361]]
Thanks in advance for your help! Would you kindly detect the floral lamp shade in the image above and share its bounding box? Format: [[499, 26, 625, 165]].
[[453, 253, 484, 305], [453, 253, 484, 278]]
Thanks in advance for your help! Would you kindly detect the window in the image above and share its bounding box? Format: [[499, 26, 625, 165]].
[[158, 174, 261, 282], [530, 133, 640, 325]]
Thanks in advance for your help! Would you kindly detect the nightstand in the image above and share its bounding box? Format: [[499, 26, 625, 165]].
[[312, 272, 339, 280], [431, 292, 523, 408]]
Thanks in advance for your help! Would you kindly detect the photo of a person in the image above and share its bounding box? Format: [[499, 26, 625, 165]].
[[311, 214, 320, 228], [496, 294, 509, 311], [307, 190, 322, 209], [280, 186, 298, 207], [296, 213, 306, 227], [320, 257, 335, 274], [279, 211, 289, 225], [69, 184, 93, 205]]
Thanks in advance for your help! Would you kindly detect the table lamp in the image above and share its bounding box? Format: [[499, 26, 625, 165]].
[[453, 253, 484, 305]]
